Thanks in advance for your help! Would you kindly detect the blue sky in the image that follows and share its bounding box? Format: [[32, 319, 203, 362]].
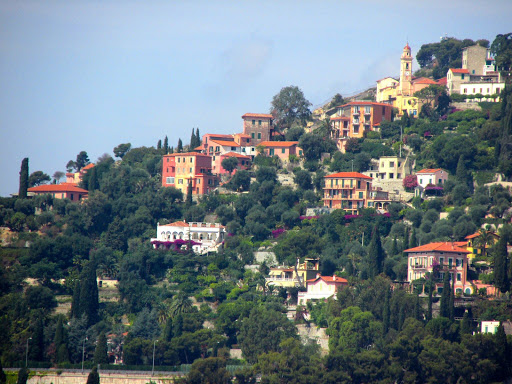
[[1, 0, 511, 196]]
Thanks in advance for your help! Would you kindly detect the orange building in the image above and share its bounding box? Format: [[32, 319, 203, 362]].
[[257, 141, 303, 163], [242, 113, 274, 145], [323, 172, 390, 214], [66, 163, 95, 185], [330, 102, 392, 151], [28, 183, 88, 202], [161, 152, 219, 196]]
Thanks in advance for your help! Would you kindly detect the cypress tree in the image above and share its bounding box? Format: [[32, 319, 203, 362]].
[[398, 303, 405, 331], [403, 226, 410, 251], [16, 368, 29, 384], [19, 158, 29, 198], [79, 262, 99, 327], [88, 166, 98, 192], [410, 228, 417, 248], [186, 180, 193, 207], [460, 311, 471, 334], [54, 317, 69, 363], [367, 225, 386, 278], [440, 272, 451, 318], [169, 146, 174, 154], [0, 360, 6, 384], [494, 237, 510, 294], [163, 136, 169, 154], [391, 236, 399, 256], [71, 280, 81, 318], [495, 323, 509, 376], [414, 294, 421, 321], [427, 276, 433, 321], [157, 139, 162, 150], [56, 344, 70, 364], [449, 280, 455, 321], [196, 128, 200, 146], [31, 317, 45, 362], [382, 288, 390, 334], [173, 314, 183, 338], [54, 317, 64, 348], [177, 138, 183, 153], [86, 367, 100, 384], [93, 333, 108, 365]]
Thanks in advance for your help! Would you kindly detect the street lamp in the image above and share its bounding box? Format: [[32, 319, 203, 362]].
[[25, 337, 32, 367], [151, 340, 158, 376], [81, 337, 88, 373]]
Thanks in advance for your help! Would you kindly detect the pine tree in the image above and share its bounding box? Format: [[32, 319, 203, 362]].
[[494, 237, 510, 294], [367, 225, 386, 278], [440, 272, 451, 318], [79, 262, 99, 327], [157, 139, 162, 150], [177, 138, 183, 153], [93, 333, 108, 365], [86, 367, 100, 384], [163, 136, 169, 154], [19, 158, 29, 199], [410, 228, 417, 248]]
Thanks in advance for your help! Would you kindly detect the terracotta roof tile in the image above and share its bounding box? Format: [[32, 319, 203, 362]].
[[221, 152, 251, 159], [449, 68, 470, 74], [209, 140, 240, 147], [404, 242, 470, 254], [242, 113, 273, 118], [28, 183, 89, 193], [417, 168, 444, 174], [258, 141, 299, 147], [306, 275, 348, 284], [325, 172, 372, 180]]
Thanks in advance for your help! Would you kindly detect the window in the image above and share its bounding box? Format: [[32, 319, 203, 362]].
[[457, 273, 461, 281], [258, 120, 262, 126], [448, 258, 453, 267], [166, 158, 169, 162], [189, 168, 193, 173], [178, 179, 183, 184], [390, 162, 395, 167], [359, 192, 363, 198], [282, 148, 285, 154], [252, 119, 255, 125], [251, 133, 255, 139], [461, 74, 465, 80], [70, 193, 74, 200], [166, 177, 175, 184], [397, 173, 401, 179], [257, 133, 261, 139], [389, 173, 394, 179], [440, 257, 444, 265], [190, 157, 193, 162], [354, 106, 360, 113], [357, 181, 361, 188], [197, 178, 200, 184], [364, 106, 371, 114], [215, 146, 220, 152], [178, 158, 181, 163]]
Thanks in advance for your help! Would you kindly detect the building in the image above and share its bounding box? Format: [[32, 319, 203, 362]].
[[206, 138, 243, 173], [28, 183, 88, 202], [364, 156, 413, 181], [150, 221, 226, 254], [218, 152, 251, 174], [481, 321, 500, 334], [161, 152, 219, 196], [242, 113, 274, 145], [464, 230, 500, 262], [330, 101, 393, 152], [447, 45, 505, 100], [323, 172, 391, 214], [297, 274, 348, 305], [415, 168, 449, 197], [266, 258, 319, 288], [404, 242, 470, 294], [257, 141, 303, 163], [66, 163, 95, 185]]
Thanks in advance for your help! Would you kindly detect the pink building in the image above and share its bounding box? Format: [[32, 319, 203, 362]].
[[242, 113, 274, 145], [257, 141, 303, 163], [28, 183, 88, 202], [66, 163, 95, 185]]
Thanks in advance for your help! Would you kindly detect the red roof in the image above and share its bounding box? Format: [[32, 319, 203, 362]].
[[465, 231, 499, 240], [416, 168, 444, 174], [338, 101, 393, 108], [325, 172, 372, 180], [330, 116, 351, 121], [404, 242, 470, 254], [258, 141, 299, 147], [413, 77, 437, 85], [28, 183, 88, 193], [160, 221, 225, 229], [404, 43, 411, 50], [209, 140, 240, 147], [221, 152, 251, 159], [242, 113, 273, 118], [164, 152, 212, 158], [449, 68, 469, 74], [82, 163, 95, 171], [307, 275, 348, 285], [436, 77, 448, 86]]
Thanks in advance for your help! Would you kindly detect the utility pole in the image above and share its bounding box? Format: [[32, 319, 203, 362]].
[[25, 337, 32, 367]]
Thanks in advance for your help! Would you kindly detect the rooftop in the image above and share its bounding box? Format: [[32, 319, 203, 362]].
[[325, 172, 372, 180], [404, 242, 470, 254], [28, 183, 89, 193], [242, 113, 273, 118], [258, 141, 299, 147]]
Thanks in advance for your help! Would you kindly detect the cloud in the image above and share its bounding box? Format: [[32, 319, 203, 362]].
[[221, 38, 273, 80]]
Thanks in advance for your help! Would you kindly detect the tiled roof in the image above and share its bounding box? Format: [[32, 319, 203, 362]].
[[209, 140, 240, 147], [330, 116, 351, 121], [28, 183, 88, 193], [160, 221, 225, 229], [404, 242, 470, 254], [465, 231, 499, 240], [413, 77, 437, 85], [242, 113, 273, 118], [337, 101, 394, 108], [307, 275, 348, 284], [449, 68, 470, 74], [325, 172, 372, 180], [417, 168, 444, 174], [221, 152, 251, 159], [436, 77, 448, 86], [258, 141, 299, 147], [164, 152, 212, 157]]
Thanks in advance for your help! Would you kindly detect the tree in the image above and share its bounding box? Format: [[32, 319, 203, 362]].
[[52, 171, 65, 184], [28, 171, 50, 187], [367, 225, 386, 278], [414, 85, 448, 117], [270, 85, 312, 130], [493, 237, 509, 294], [86, 367, 99, 384], [177, 138, 183, 153], [75, 151, 90, 171], [169, 292, 193, 318], [221, 157, 238, 175], [0, 360, 6, 384], [113, 143, 131, 159], [187, 357, 231, 384], [456, 155, 473, 190], [440, 271, 451, 318], [293, 169, 313, 190], [78, 261, 99, 327], [186, 180, 193, 207], [16, 368, 29, 384], [93, 333, 108, 365], [226, 170, 250, 192], [19, 158, 29, 198], [163, 136, 169, 154], [299, 133, 336, 161], [491, 33, 512, 75]]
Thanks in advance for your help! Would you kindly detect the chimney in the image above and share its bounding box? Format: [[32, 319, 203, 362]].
[[333, 275, 336, 281], [316, 273, 320, 279]]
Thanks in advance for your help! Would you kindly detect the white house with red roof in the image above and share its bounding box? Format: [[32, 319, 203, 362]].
[[28, 183, 88, 202], [298, 274, 348, 305], [404, 242, 470, 294], [151, 221, 226, 254], [416, 168, 448, 189]]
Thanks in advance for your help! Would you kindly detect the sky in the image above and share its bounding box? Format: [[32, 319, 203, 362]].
[[1, 0, 511, 197]]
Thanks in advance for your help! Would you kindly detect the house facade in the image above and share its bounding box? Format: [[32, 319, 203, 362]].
[[416, 168, 449, 189], [364, 156, 413, 181], [297, 275, 348, 305], [404, 242, 470, 294], [28, 183, 88, 202], [257, 141, 303, 163], [242, 113, 274, 146], [266, 258, 319, 288], [464, 231, 500, 262], [66, 163, 95, 185], [150, 221, 226, 254], [161, 152, 219, 195], [323, 172, 391, 214]]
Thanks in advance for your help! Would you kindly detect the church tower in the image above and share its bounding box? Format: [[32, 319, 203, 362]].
[[399, 43, 413, 96]]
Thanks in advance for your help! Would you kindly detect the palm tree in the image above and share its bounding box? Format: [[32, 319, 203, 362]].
[[169, 292, 193, 318], [473, 228, 496, 258]]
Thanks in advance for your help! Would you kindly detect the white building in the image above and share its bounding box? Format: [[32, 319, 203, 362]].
[[364, 156, 413, 181], [151, 221, 226, 254], [297, 275, 348, 305], [481, 321, 500, 334]]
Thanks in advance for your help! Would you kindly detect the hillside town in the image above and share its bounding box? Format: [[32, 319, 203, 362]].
[[2, 31, 512, 384]]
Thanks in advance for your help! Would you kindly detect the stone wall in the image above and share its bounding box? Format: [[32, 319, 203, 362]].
[[28, 371, 182, 384], [451, 102, 482, 111], [296, 324, 329, 355]]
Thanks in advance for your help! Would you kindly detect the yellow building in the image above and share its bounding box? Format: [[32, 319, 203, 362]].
[[465, 230, 500, 264], [266, 258, 320, 288]]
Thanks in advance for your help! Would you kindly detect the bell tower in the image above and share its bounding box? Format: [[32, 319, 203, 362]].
[[399, 43, 413, 96]]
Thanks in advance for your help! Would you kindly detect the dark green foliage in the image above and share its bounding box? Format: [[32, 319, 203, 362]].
[[299, 133, 336, 161], [493, 237, 509, 293], [16, 368, 29, 384], [19, 158, 29, 198], [93, 333, 108, 365], [367, 225, 386, 279], [187, 357, 231, 384], [0, 361, 6, 384], [86, 367, 99, 384], [491, 33, 512, 73], [460, 311, 471, 334], [78, 261, 99, 327], [28, 171, 50, 188], [163, 136, 169, 154], [113, 143, 131, 159], [177, 138, 183, 153], [440, 272, 451, 318], [270, 85, 312, 130]]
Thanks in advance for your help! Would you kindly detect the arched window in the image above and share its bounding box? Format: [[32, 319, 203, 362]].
[[173, 232, 178, 240]]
